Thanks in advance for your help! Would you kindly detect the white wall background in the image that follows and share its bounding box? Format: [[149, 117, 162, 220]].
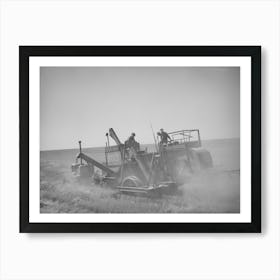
[[0, 0, 279, 279]]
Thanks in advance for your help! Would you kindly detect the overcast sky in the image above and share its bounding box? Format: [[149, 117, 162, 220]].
[[40, 67, 240, 151]]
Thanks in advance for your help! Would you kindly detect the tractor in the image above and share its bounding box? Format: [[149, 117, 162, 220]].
[[71, 128, 213, 194]]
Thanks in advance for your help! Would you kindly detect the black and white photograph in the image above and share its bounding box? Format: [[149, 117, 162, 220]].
[[19, 46, 261, 232], [40, 66, 240, 214]]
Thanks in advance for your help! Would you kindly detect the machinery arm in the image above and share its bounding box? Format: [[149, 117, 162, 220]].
[[77, 152, 116, 176], [109, 128, 122, 146]]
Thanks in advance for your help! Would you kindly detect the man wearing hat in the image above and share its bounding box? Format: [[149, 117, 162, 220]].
[[125, 132, 140, 151], [157, 128, 171, 145], [128, 132, 136, 145]]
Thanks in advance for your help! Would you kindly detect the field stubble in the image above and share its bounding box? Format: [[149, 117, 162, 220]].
[[40, 139, 240, 213]]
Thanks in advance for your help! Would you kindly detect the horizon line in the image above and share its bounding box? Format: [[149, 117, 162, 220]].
[[40, 136, 240, 152]]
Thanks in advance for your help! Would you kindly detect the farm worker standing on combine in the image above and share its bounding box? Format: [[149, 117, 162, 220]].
[[127, 133, 136, 147], [125, 133, 140, 151], [158, 128, 171, 145]]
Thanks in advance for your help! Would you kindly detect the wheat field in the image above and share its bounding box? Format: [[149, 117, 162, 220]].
[[40, 139, 240, 213]]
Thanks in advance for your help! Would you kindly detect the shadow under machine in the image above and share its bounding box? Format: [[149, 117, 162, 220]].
[[71, 128, 213, 195]]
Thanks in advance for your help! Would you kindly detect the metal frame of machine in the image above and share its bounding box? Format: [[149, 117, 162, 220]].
[[72, 127, 213, 195]]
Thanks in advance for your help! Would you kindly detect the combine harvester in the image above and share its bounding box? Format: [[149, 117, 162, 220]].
[[71, 128, 213, 195]]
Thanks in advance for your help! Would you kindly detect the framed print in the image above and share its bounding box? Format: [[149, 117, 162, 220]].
[[19, 46, 261, 233]]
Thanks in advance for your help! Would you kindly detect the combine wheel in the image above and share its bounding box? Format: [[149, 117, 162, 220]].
[[121, 176, 143, 188], [195, 149, 213, 169]]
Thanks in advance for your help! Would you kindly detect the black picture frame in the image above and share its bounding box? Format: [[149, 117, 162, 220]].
[[20, 46, 261, 233]]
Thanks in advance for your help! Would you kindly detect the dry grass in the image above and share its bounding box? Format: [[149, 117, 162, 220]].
[[40, 150, 240, 214]]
